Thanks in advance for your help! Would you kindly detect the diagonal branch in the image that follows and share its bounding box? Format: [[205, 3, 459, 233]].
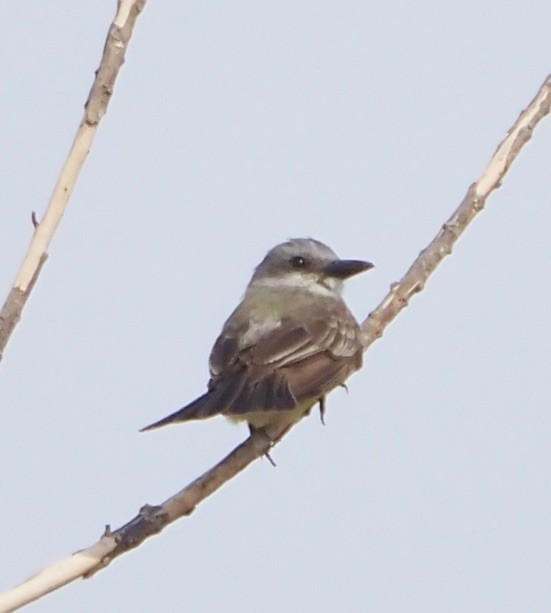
[[1, 73, 549, 613], [0, 0, 147, 365], [360, 74, 551, 344]]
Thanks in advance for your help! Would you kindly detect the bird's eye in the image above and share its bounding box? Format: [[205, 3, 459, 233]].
[[290, 256, 307, 268]]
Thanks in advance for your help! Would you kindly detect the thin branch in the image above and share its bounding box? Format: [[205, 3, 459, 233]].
[[360, 74, 551, 344], [0, 0, 146, 364], [1, 74, 549, 613], [0, 428, 281, 613]]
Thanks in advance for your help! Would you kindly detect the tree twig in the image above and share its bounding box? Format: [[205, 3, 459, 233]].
[[360, 74, 551, 344], [0, 427, 281, 613], [0, 71, 549, 613], [0, 0, 146, 365]]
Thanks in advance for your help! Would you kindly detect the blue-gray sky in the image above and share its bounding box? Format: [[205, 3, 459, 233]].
[[1, 2, 551, 611]]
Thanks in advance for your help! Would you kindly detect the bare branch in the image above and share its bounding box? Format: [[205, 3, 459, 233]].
[[0, 0, 146, 364], [0, 540, 116, 613], [0, 428, 281, 612], [360, 74, 551, 346], [1, 73, 549, 613]]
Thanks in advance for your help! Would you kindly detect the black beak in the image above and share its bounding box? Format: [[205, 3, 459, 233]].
[[324, 259, 374, 279]]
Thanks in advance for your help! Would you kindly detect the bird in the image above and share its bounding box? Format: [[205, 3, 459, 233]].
[[141, 238, 373, 437]]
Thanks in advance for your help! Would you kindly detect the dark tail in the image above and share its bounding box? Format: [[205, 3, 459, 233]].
[[140, 391, 217, 432]]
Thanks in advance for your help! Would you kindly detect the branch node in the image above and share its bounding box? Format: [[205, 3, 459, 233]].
[[112, 504, 168, 551], [472, 196, 485, 212]]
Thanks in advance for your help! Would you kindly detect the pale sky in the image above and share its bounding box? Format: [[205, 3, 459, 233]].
[[1, 2, 551, 612]]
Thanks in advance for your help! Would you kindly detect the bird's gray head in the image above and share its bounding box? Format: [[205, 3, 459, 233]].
[[248, 238, 373, 296]]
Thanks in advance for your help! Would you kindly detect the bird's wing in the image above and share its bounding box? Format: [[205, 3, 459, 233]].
[[206, 308, 362, 416], [141, 306, 363, 430]]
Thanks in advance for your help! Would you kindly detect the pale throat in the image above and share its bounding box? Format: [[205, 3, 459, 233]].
[[249, 272, 343, 297]]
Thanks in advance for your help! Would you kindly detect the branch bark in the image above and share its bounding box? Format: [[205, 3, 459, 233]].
[[1, 73, 549, 613], [0, 0, 146, 364], [360, 75, 551, 344]]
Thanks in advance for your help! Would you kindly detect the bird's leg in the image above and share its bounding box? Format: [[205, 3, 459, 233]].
[[318, 396, 326, 425], [248, 423, 277, 467], [263, 450, 276, 467], [340, 383, 349, 394]]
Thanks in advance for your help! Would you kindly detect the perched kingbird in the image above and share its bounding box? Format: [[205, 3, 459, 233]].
[[141, 238, 373, 434]]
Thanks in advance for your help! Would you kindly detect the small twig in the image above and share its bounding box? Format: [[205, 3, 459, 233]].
[[0, 0, 147, 365], [0, 428, 279, 612], [360, 74, 551, 345]]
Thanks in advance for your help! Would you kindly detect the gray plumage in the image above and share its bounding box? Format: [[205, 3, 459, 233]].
[[141, 238, 373, 432]]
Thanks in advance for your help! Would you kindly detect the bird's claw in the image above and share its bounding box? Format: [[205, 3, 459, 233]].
[[318, 396, 326, 425], [264, 451, 277, 467], [248, 423, 277, 467]]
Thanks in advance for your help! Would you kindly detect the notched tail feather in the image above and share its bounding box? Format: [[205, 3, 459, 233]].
[[140, 391, 218, 432]]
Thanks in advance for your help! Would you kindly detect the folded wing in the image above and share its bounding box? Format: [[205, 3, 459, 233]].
[[141, 303, 362, 430]]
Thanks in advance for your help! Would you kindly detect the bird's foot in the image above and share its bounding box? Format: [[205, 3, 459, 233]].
[[248, 423, 277, 467], [318, 396, 326, 425]]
